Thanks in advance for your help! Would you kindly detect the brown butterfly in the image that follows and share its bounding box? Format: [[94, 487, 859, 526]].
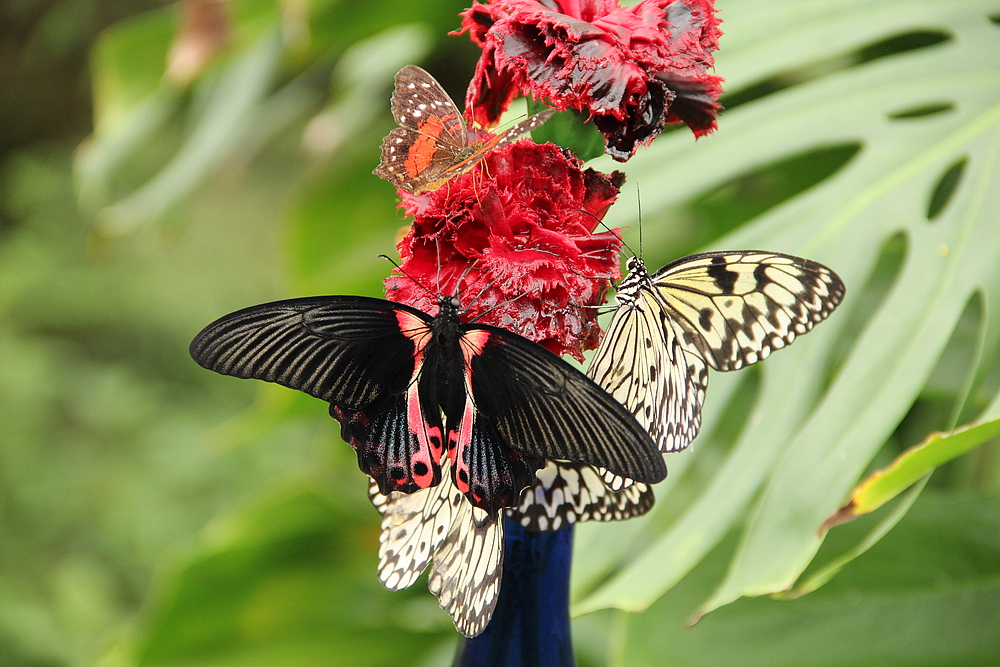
[[374, 65, 553, 194]]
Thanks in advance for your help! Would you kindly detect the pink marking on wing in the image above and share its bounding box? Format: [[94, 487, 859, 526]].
[[449, 377, 477, 495], [404, 376, 442, 489], [395, 310, 433, 352], [458, 329, 491, 363], [447, 330, 491, 495]]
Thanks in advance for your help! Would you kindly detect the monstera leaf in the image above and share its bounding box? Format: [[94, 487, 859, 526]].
[[574, 0, 1000, 626]]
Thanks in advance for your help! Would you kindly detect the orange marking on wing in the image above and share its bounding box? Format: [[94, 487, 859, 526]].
[[405, 134, 441, 177], [404, 113, 458, 177]]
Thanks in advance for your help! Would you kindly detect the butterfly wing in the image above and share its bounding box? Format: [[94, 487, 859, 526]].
[[369, 462, 503, 638], [427, 500, 503, 638], [588, 288, 706, 455], [651, 251, 846, 371], [461, 324, 667, 486], [189, 295, 446, 494], [374, 65, 472, 193], [422, 108, 558, 192], [441, 327, 541, 514], [369, 477, 456, 592], [508, 460, 655, 532]]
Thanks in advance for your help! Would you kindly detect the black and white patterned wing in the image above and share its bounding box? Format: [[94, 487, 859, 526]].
[[507, 460, 655, 532], [427, 500, 503, 638], [370, 463, 503, 638], [369, 477, 458, 592], [588, 278, 706, 456], [651, 251, 846, 371]]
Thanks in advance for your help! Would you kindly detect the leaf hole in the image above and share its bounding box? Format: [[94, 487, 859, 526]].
[[887, 102, 955, 120], [723, 31, 951, 111], [926, 158, 967, 221]]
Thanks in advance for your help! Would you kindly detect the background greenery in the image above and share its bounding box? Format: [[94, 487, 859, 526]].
[[1, 0, 998, 665]]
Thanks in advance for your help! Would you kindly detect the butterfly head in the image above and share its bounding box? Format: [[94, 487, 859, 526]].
[[438, 295, 462, 315], [625, 256, 647, 276]]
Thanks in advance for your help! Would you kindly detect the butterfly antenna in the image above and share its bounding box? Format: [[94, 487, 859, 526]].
[[378, 255, 436, 298], [570, 302, 616, 312], [464, 272, 504, 314], [566, 265, 615, 282], [575, 208, 638, 259], [454, 259, 481, 306], [637, 184, 644, 259], [435, 237, 443, 296], [467, 289, 533, 325]]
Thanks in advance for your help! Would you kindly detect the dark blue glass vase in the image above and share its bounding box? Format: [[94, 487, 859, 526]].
[[452, 518, 575, 667]]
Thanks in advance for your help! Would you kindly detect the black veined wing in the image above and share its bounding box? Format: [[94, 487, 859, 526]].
[[191, 294, 665, 515], [374, 65, 554, 194], [369, 459, 653, 637], [590, 251, 846, 459]]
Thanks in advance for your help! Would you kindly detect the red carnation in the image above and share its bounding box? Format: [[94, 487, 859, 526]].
[[458, 0, 724, 161], [385, 140, 623, 362]]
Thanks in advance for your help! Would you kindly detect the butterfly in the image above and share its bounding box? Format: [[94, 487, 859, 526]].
[[370, 458, 653, 637], [190, 294, 666, 515], [589, 251, 845, 465], [374, 65, 554, 194]]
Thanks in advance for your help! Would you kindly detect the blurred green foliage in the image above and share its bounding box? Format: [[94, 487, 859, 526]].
[[1, 0, 999, 666]]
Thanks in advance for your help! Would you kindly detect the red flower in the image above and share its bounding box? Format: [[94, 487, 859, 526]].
[[385, 140, 623, 362], [458, 0, 724, 161]]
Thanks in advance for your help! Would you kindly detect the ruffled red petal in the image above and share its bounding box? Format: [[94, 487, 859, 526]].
[[459, 0, 723, 160]]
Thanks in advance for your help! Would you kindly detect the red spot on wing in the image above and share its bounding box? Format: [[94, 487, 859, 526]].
[[449, 388, 477, 495], [405, 372, 443, 489], [393, 309, 442, 489]]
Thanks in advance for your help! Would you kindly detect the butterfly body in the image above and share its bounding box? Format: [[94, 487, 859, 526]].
[[591, 250, 845, 457], [374, 65, 554, 193], [191, 294, 665, 514]]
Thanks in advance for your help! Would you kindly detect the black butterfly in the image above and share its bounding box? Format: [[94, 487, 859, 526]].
[[190, 294, 666, 514]]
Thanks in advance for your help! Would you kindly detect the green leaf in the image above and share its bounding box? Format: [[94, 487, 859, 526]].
[[89, 6, 177, 133], [528, 102, 607, 162], [826, 415, 1000, 527], [95, 28, 284, 236], [616, 491, 1000, 667], [785, 476, 929, 599]]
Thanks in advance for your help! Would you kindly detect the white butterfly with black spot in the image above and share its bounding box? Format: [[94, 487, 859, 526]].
[[590, 250, 845, 489]]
